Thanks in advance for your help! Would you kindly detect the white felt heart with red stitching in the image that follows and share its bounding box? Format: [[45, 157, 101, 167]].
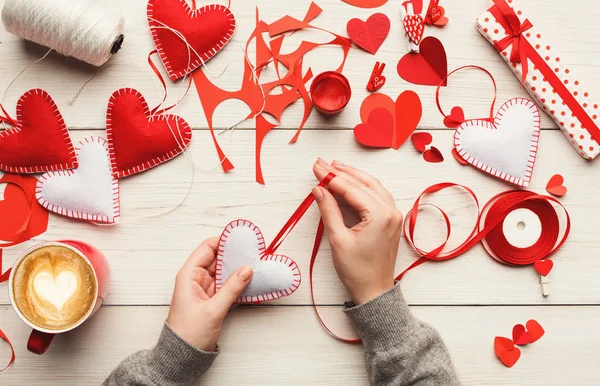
[[36, 136, 120, 224], [216, 220, 301, 303], [454, 98, 540, 187]]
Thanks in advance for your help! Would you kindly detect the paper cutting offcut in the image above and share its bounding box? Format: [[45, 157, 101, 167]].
[[397, 36, 447, 86], [192, 2, 352, 184]]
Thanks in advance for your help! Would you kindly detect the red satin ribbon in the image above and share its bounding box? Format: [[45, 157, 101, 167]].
[[489, 0, 600, 144], [0, 329, 15, 372], [27, 329, 55, 355]]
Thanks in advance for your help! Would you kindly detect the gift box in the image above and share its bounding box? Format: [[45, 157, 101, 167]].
[[476, 0, 600, 160]]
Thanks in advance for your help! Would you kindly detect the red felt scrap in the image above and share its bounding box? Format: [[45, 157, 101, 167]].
[[546, 174, 567, 197], [397, 36, 448, 86], [342, 0, 388, 8], [347, 13, 390, 55], [494, 337, 521, 368], [0, 89, 77, 174], [147, 0, 236, 81], [106, 88, 192, 179], [534, 259, 553, 276]]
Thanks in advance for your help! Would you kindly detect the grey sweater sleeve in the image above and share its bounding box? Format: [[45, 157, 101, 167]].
[[103, 323, 218, 386], [344, 284, 461, 386]]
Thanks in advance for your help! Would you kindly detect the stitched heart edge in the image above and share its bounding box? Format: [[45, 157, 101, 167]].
[[215, 219, 302, 303], [0, 89, 77, 174], [106, 88, 193, 179], [35, 136, 120, 224], [454, 98, 540, 187], [147, 1, 236, 81]]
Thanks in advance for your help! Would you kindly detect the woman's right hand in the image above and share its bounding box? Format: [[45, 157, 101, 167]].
[[312, 159, 403, 305]]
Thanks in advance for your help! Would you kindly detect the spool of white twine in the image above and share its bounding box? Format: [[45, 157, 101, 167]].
[[1, 0, 125, 66]]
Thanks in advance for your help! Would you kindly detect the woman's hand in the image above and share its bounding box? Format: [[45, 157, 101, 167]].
[[167, 237, 253, 351], [312, 159, 402, 304]]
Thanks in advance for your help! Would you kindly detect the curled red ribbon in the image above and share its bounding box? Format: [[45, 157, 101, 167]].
[[0, 329, 15, 373]]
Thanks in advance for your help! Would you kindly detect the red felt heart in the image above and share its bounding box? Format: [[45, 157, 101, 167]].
[[534, 259, 553, 276], [443, 106, 465, 128], [403, 15, 425, 45], [397, 37, 448, 86], [411, 132, 432, 152], [147, 0, 236, 81], [494, 337, 521, 368], [546, 174, 567, 197], [423, 146, 444, 163], [526, 319, 545, 343], [0, 89, 77, 174], [354, 108, 395, 148], [106, 88, 193, 179], [347, 13, 390, 55], [512, 324, 531, 346]]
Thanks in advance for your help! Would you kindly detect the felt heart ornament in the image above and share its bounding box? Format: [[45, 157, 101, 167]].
[[411, 132, 432, 152], [147, 0, 236, 81], [397, 36, 448, 86], [546, 174, 567, 197], [453, 98, 540, 187], [216, 220, 301, 303], [402, 15, 425, 44], [494, 337, 521, 368], [0, 89, 77, 174], [347, 13, 390, 55], [534, 259, 553, 276], [526, 319, 545, 343], [34, 270, 77, 310], [106, 88, 192, 179], [36, 136, 120, 224], [512, 324, 531, 346], [443, 106, 465, 128]]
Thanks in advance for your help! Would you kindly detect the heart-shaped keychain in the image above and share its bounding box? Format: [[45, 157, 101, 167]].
[[147, 0, 236, 80], [437, 66, 540, 187], [36, 136, 120, 224]]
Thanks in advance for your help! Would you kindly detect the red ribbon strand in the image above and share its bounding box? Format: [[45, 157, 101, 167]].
[[0, 329, 15, 373]]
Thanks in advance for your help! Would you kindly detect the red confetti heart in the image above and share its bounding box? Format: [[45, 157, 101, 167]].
[[443, 106, 465, 128], [546, 174, 567, 197], [354, 108, 395, 148], [451, 148, 468, 165], [402, 15, 425, 45], [494, 337, 521, 368], [411, 132, 432, 152], [534, 259, 553, 276], [147, 0, 236, 80], [526, 319, 545, 343], [512, 324, 531, 346], [347, 13, 390, 55], [423, 146, 444, 163], [397, 37, 448, 86]]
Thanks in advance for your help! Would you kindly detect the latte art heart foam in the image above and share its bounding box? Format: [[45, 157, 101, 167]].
[[34, 270, 78, 310]]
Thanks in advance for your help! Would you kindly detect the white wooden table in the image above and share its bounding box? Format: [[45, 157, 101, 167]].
[[2, 0, 600, 384]]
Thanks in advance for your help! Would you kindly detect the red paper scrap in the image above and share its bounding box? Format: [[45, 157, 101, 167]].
[[397, 36, 448, 86], [347, 13, 390, 55], [494, 337, 521, 368], [546, 174, 567, 197]]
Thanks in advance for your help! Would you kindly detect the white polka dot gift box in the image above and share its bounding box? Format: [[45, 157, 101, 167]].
[[477, 0, 600, 160]]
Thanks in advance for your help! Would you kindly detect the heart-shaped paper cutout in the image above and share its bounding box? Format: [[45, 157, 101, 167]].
[[147, 0, 236, 80], [534, 259, 553, 276], [397, 37, 448, 86], [494, 336, 521, 367], [444, 106, 465, 128], [347, 13, 390, 55], [0, 89, 77, 174], [106, 88, 192, 179], [342, 0, 388, 8], [34, 270, 78, 310], [36, 136, 120, 224], [526, 319, 545, 343], [546, 174, 567, 196], [512, 324, 531, 346], [216, 220, 301, 303], [403, 15, 425, 44], [411, 132, 432, 152], [354, 108, 395, 148], [423, 146, 444, 163], [454, 98, 540, 187]]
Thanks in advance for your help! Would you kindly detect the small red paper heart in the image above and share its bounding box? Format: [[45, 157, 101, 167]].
[[347, 13, 390, 55], [106, 88, 193, 178], [433, 16, 449, 26], [443, 106, 465, 128], [546, 174, 567, 197], [429, 5, 444, 22], [371, 75, 386, 91], [397, 37, 448, 86], [403, 15, 425, 45], [451, 148, 468, 165], [512, 324, 531, 346], [526, 319, 545, 343], [147, 0, 236, 80], [494, 337, 521, 368], [411, 132, 432, 152], [354, 108, 395, 148], [423, 146, 444, 163], [0, 89, 77, 174], [534, 259, 553, 276]]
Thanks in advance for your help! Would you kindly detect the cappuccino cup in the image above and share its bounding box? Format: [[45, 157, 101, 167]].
[[8, 241, 110, 354]]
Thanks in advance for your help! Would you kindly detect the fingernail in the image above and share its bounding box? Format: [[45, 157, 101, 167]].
[[238, 266, 253, 282], [316, 157, 328, 167], [312, 186, 323, 201], [332, 160, 345, 168]]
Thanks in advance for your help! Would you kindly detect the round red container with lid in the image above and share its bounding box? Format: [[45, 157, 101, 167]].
[[310, 71, 352, 115]]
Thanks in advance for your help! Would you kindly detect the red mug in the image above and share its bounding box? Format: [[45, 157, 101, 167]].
[[8, 240, 110, 354]]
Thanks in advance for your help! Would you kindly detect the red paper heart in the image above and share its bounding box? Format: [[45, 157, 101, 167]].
[[354, 108, 395, 148], [423, 146, 444, 163], [342, 0, 388, 8], [0, 89, 77, 174], [347, 13, 390, 55], [433, 16, 449, 26], [526, 319, 545, 343], [397, 37, 448, 86], [546, 174, 567, 196], [443, 106, 465, 128], [371, 75, 386, 91], [534, 259, 553, 276], [403, 15, 425, 44], [394, 90, 423, 149], [147, 0, 236, 81], [106, 88, 192, 178], [512, 324, 531, 346], [452, 148, 468, 165], [411, 132, 432, 152], [494, 337, 521, 368]]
